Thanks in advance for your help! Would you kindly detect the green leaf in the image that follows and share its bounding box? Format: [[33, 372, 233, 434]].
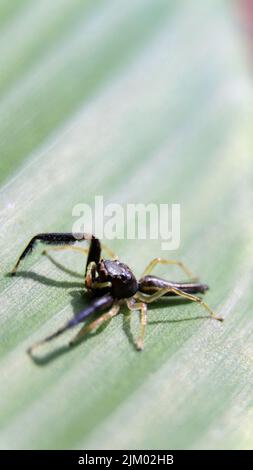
[[0, 0, 252, 449]]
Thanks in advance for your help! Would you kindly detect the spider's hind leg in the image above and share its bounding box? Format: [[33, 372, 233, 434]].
[[135, 288, 223, 322]]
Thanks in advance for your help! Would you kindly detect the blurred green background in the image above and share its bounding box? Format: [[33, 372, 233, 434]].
[[0, 0, 252, 449]]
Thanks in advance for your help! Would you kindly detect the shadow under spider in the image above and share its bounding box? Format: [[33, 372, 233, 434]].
[[5, 251, 84, 288], [5, 271, 84, 289], [42, 252, 84, 279]]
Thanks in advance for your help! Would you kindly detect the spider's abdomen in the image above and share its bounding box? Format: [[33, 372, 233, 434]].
[[98, 260, 138, 299]]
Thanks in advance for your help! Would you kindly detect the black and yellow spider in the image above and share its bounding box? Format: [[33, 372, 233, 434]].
[[11, 232, 223, 353]]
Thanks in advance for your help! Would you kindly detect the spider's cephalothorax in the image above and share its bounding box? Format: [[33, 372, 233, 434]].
[[10, 232, 223, 354], [93, 260, 138, 299]]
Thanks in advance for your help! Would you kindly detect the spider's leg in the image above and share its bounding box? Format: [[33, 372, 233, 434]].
[[126, 298, 147, 351], [135, 288, 223, 322], [27, 294, 114, 354], [42, 246, 88, 256], [44, 242, 118, 272], [101, 243, 118, 260], [41, 246, 89, 278], [69, 302, 120, 346], [85, 235, 101, 273], [142, 257, 197, 280], [85, 261, 112, 291], [85, 261, 98, 289], [11, 232, 101, 275]]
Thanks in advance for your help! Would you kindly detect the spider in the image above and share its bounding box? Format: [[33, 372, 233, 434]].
[[11, 232, 223, 353]]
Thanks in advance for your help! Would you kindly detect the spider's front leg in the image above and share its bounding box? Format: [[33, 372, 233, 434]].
[[11, 232, 101, 275]]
